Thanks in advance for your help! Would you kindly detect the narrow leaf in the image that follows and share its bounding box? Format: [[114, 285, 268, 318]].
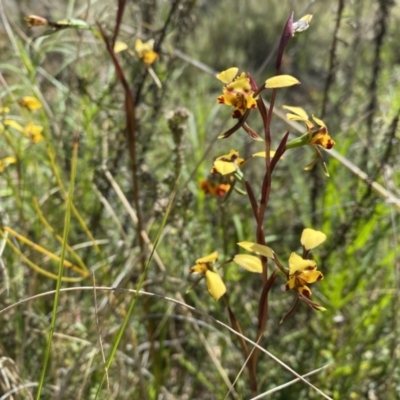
[[271, 131, 289, 173]]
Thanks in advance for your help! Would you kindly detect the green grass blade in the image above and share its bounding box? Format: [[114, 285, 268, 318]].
[[35, 136, 79, 399], [94, 178, 179, 399]]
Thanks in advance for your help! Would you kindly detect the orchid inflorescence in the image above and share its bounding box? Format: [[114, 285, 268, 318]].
[[195, 13, 334, 319]]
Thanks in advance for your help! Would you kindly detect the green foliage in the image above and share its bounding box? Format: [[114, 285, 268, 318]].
[[0, 0, 399, 399]]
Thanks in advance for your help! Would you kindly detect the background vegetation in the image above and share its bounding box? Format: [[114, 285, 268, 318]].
[[0, 0, 399, 399]]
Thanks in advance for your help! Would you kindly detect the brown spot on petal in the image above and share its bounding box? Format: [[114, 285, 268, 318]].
[[232, 109, 242, 119], [326, 139, 335, 149]]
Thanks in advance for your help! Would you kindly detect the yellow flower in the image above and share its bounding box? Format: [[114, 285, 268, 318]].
[[135, 39, 159, 65], [284, 106, 334, 149], [211, 149, 245, 175], [286, 252, 323, 297], [285, 228, 326, 297], [19, 96, 42, 111], [199, 180, 230, 197], [0, 156, 16, 172], [283, 106, 334, 175], [217, 68, 257, 118], [190, 252, 226, 301], [24, 122, 44, 143]]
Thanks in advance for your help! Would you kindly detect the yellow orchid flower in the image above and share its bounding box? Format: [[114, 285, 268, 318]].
[[135, 39, 159, 65], [24, 122, 44, 143], [286, 252, 323, 297], [19, 96, 42, 111], [217, 68, 257, 118], [284, 105, 334, 175], [190, 252, 226, 301], [284, 105, 334, 150], [211, 149, 244, 175], [286, 228, 326, 297], [199, 180, 230, 197]]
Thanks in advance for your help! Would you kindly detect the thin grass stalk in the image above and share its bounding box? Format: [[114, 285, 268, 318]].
[[0, 230, 83, 282], [0, 285, 333, 400], [32, 196, 88, 271], [94, 180, 179, 398], [35, 134, 79, 399], [3, 226, 87, 276], [46, 145, 100, 253]]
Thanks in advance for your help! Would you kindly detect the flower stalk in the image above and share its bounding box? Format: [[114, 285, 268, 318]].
[[193, 11, 334, 395]]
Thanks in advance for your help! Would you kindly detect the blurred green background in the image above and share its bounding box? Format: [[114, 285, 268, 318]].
[[0, 0, 399, 398]]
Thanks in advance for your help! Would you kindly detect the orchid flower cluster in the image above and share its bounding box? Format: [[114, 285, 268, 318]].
[[193, 13, 335, 323]]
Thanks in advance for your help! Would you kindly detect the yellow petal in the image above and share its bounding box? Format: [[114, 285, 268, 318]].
[[205, 270, 226, 300], [19, 96, 42, 111], [196, 251, 218, 264], [2, 156, 16, 164], [217, 92, 236, 106], [297, 284, 312, 297], [0, 107, 10, 113], [312, 115, 326, 128], [114, 41, 128, 53], [216, 149, 240, 162], [24, 122, 44, 143], [237, 241, 274, 258], [285, 275, 297, 290], [190, 263, 208, 274], [288, 252, 316, 274], [135, 38, 155, 53], [282, 105, 309, 120], [265, 75, 300, 89], [0, 156, 16, 172], [226, 74, 251, 91], [298, 14, 313, 24], [3, 119, 24, 132], [213, 160, 236, 175], [293, 14, 313, 33], [298, 270, 324, 285], [285, 113, 314, 130], [143, 51, 158, 65], [309, 129, 335, 149], [216, 67, 239, 83], [233, 254, 262, 273], [252, 151, 280, 159], [301, 229, 326, 250], [244, 96, 257, 109]]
